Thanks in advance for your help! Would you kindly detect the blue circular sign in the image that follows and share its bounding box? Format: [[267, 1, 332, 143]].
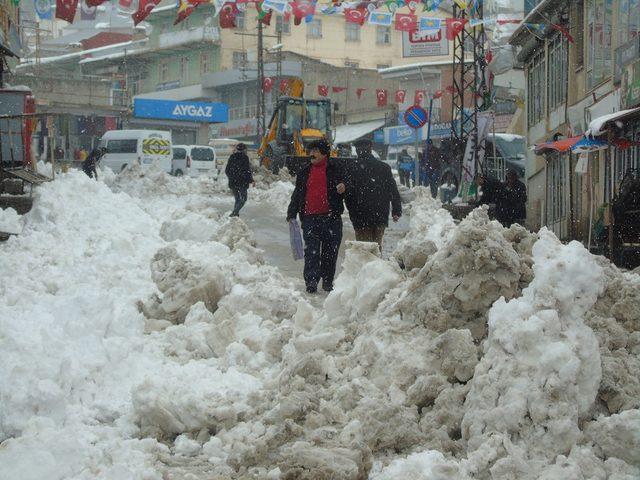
[[404, 105, 429, 130]]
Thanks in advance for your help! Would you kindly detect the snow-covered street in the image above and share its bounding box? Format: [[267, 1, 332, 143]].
[[1, 168, 639, 480]]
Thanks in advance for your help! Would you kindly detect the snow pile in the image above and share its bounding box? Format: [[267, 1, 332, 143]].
[[0, 207, 22, 234], [393, 189, 456, 269], [254, 180, 295, 215]]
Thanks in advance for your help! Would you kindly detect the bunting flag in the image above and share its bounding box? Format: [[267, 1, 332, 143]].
[[119, 0, 133, 7], [414, 89, 426, 105], [256, 2, 273, 25], [80, 1, 97, 20], [368, 11, 392, 26], [56, 0, 79, 22], [344, 6, 368, 25], [262, 0, 286, 14], [444, 85, 455, 94], [376, 89, 388, 107], [35, 0, 53, 20], [318, 85, 329, 96], [332, 86, 347, 93], [395, 89, 406, 103], [445, 17, 467, 40], [551, 23, 574, 43], [452, 0, 467, 8], [395, 13, 418, 32], [174, 0, 209, 25], [356, 88, 367, 99], [419, 17, 440, 31], [524, 23, 546, 35], [85, 0, 108, 6], [132, 0, 161, 25], [219, 1, 239, 28], [263, 77, 274, 93], [432, 90, 443, 99], [291, 0, 315, 25]]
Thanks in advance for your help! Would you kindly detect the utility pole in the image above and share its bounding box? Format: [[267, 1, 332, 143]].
[[256, 20, 265, 144], [276, 28, 282, 103]]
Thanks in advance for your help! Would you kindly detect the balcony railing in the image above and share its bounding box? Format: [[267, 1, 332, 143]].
[[158, 25, 220, 49]]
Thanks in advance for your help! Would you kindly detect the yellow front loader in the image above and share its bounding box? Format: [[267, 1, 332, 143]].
[[258, 77, 334, 174]]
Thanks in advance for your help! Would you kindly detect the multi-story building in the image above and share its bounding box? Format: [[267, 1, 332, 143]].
[[511, 0, 640, 246], [0, 0, 21, 73]]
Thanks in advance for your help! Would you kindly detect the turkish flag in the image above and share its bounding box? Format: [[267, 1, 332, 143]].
[[332, 86, 346, 93], [259, 9, 273, 26], [318, 85, 329, 96], [291, 1, 315, 25], [445, 85, 455, 94], [414, 90, 426, 105], [395, 14, 418, 32], [280, 79, 289, 94], [395, 90, 406, 103], [119, 0, 133, 7], [219, 2, 239, 29], [446, 18, 468, 40], [344, 7, 367, 26], [263, 77, 274, 93], [132, 0, 161, 25], [56, 0, 79, 22], [356, 88, 366, 99], [86, 0, 108, 6], [376, 89, 388, 107]]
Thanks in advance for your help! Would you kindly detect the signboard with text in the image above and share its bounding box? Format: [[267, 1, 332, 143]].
[[134, 98, 228, 123], [402, 29, 449, 58]]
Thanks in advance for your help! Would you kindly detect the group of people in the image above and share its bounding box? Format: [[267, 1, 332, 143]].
[[396, 140, 448, 199]]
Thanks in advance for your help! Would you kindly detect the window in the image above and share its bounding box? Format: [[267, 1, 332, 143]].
[[232, 51, 247, 69], [377, 64, 390, 69], [200, 52, 211, 74], [526, 49, 545, 127], [547, 153, 568, 225], [344, 60, 359, 68], [612, 122, 640, 199], [616, 0, 640, 45], [345, 23, 361, 42], [573, 0, 585, 67], [376, 26, 391, 44], [587, 0, 613, 89], [276, 15, 290, 34], [307, 19, 322, 38], [235, 11, 245, 30], [191, 147, 215, 161], [159, 61, 169, 82], [173, 148, 187, 160], [547, 34, 568, 111], [106, 139, 137, 154], [180, 56, 189, 83]]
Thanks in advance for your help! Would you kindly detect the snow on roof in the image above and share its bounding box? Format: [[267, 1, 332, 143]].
[[151, 4, 179, 14], [488, 133, 525, 141], [79, 44, 149, 64], [333, 119, 385, 144], [586, 107, 640, 137], [378, 58, 471, 74]]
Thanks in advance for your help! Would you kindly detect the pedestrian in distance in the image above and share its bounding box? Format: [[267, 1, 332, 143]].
[[476, 170, 527, 227], [82, 147, 104, 180], [344, 138, 402, 252], [286, 139, 346, 294], [225, 143, 254, 217], [422, 139, 441, 198], [398, 149, 414, 188]]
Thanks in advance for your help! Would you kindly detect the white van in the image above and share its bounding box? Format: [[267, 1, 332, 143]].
[[100, 130, 172, 173], [209, 138, 237, 174], [172, 145, 216, 177]]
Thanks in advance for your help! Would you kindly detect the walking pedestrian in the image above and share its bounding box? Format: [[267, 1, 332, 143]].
[[397, 149, 414, 187], [225, 143, 254, 217], [422, 140, 441, 198], [286, 139, 346, 293], [501, 169, 527, 227], [82, 147, 104, 180], [345, 139, 402, 252]]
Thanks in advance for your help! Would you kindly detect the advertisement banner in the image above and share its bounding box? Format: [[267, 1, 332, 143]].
[[461, 112, 493, 184], [134, 98, 228, 123], [402, 28, 449, 57]]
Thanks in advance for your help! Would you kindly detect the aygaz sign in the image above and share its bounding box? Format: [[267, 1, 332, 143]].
[[134, 98, 228, 123]]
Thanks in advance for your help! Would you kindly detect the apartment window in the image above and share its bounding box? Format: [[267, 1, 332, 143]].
[[376, 26, 391, 45], [586, 0, 613, 89], [235, 11, 245, 30], [616, 0, 640, 45], [232, 51, 247, 69], [159, 61, 169, 82], [200, 52, 210, 74], [276, 15, 290, 35], [377, 64, 390, 70], [344, 60, 359, 68], [526, 49, 545, 127], [573, 0, 585, 67], [547, 153, 568, 224], [547, 34, 568, 111], [345, 23, 361, 42], [180, 56, 189, 83], [307, 19, 322, 38]]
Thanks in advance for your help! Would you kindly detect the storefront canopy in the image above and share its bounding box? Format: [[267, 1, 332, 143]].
[[534, 136, 582, 155], [333, 119, 385, 145], [585, 106, 640, 137]]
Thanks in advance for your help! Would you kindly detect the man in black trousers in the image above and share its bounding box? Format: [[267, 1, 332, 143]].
[[287, 140, 346, 293], [225, 143, 254, 217]]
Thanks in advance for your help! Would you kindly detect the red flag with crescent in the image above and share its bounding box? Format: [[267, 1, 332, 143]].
[[263, 77, 275, 93], [395, 90, 406, 103], [56, 0, 79, 22], [376, 89, 388, 107], [446, 18, 468, 40], [132, 0, 161, 25], [318, 85, 329, 96]]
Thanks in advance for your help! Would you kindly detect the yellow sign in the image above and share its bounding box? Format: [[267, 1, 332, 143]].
[[142, 138, 171, 155]]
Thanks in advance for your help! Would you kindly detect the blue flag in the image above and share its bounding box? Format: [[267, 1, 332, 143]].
[[419, 17, 441, 31], [35, 0, 52, 20], [368, 11, 393, 26]]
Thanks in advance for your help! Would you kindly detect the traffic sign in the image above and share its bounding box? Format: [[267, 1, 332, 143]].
[[403, 105, 429, 130]]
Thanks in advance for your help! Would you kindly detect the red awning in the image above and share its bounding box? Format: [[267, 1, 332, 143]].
[[534, 136, 582, 155]]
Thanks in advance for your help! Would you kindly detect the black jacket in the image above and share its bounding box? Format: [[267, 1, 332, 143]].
[[500, 180, 527, 225], [287, 158, 345, 221], [344, 153, 402, 229], [225, 152, 253, 189]]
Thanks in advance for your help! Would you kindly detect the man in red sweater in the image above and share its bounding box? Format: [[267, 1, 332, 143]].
[[287, 140, 346, 293]]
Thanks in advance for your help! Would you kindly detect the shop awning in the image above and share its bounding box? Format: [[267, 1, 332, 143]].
[[333, 119, 385, 145], [571, 137, 608, 153], [534, 136, 582, 155], [585, 106, 640, 137]]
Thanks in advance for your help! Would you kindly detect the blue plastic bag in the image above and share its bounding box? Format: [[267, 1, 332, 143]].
[[289, 219, 304, 261]]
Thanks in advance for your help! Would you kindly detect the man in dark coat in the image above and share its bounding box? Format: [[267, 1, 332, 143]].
[[82, 147, 104, 180], [287, 139, 346, 293], [345, 139, 402, 251], [500, 169, 527, 227], [225, 143, 254, 217], [421, 140, 441, 198]]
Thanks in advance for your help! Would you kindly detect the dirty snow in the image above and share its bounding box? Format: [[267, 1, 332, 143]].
[[0, 166, 638, 480], [0, 207, 22, 234]]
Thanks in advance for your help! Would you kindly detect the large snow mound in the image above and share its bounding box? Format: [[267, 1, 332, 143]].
[[1, 169, 639, 480]]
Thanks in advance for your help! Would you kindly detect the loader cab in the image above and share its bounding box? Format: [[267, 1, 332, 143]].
[[276, 97, 332, 145]]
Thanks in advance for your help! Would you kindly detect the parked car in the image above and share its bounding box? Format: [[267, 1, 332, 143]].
[[172, 145, 217, 177], [99, 130, 172, 173]]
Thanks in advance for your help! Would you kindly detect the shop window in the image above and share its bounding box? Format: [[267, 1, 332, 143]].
[[346, 23, 361, 42], [547, 153, 569, 224]]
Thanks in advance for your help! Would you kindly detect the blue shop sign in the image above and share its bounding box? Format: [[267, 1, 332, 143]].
[[373, 129, 384, 144], [384, 125, 423, 145], [134, 98, 228, 123]]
